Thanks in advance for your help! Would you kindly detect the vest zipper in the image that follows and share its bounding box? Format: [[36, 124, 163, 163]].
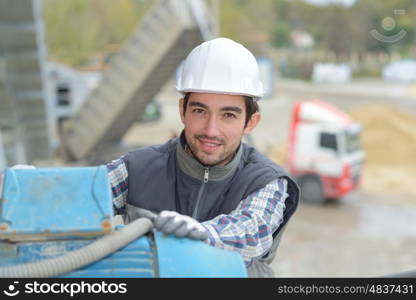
[[192, 167, 209, 219]]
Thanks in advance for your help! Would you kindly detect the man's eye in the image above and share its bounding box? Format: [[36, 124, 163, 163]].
[[192, 108, 204, 113], [224, 113, 236, 119]]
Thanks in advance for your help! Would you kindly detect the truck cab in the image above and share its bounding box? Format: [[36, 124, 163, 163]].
[[287, 99, 365, 203]]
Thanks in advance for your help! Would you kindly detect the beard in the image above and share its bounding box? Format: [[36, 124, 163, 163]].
[[186, 134, 237, 167]]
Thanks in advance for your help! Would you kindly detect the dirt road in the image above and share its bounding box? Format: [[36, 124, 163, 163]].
[[124, 78, 416, 277]]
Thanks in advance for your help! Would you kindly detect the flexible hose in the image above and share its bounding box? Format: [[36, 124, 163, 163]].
[[0, 217, 153, 278]]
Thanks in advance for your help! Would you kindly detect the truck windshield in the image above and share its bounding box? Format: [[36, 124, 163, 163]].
[[345, 130, 362, 153]]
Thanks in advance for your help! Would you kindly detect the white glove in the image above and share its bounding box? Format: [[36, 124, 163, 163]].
[[154, 210, 208, 241], [0, 164, 36, 199]]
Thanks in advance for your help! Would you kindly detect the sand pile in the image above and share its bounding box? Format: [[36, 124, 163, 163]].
[[267, 143, 287, 167], [349, 105, 416, 201]]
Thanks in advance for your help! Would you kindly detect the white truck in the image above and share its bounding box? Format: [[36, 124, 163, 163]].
[[286, 99, 365, 204]]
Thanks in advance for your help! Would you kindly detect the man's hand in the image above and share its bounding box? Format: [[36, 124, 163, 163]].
[[154, 210, 208, 241]]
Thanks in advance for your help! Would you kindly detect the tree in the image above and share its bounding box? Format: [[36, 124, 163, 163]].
[[43, 0, 153, 67]]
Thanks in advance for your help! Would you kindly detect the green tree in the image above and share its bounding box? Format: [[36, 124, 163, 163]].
[[352, 0, 416, 56], [43, 0, 153, 67], [272, 0, 291, 48], [219, 0, 277, 54]]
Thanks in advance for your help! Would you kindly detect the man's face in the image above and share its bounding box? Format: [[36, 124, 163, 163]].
[[179, 92, 260, 166]]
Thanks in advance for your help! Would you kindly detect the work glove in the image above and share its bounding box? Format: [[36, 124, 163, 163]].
[[0, 164, 36, 199], [154, 210, 208, 241], [123, 204, 157, 224]]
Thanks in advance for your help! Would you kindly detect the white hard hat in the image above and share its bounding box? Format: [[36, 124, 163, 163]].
[[176, 37, 264, 100]]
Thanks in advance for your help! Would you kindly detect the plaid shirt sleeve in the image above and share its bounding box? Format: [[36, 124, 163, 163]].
[[106, 158, 129, 214], [202, 178, 288, 267]]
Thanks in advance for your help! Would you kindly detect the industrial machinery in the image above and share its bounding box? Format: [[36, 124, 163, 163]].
[[0, 167, 247, 278]]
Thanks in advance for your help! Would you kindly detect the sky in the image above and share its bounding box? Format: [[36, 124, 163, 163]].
[[304, 0, 356, 6]]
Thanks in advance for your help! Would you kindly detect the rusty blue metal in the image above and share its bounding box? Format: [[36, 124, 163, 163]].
[[0, 166, 247, 278], [0, 166, 114, 241], [0, 231, 247, 277], [0, 234, 156, 278]]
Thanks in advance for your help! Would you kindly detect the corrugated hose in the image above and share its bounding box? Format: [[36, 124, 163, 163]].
[[0, 217, 153, 278]]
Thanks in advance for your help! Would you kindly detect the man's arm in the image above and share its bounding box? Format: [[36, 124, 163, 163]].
[[202, 178, 288, 267], [106, 158, 288, 267], [106, 158, 128, 215]]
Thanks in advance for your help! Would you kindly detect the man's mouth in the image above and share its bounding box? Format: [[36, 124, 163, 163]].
[[197, 138, 222, 153]]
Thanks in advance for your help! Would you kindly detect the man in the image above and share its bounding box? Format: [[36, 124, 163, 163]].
[[107, 37, 299, 277]]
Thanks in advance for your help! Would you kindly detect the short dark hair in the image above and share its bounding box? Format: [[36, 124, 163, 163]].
[[182, 92, 259, 127]]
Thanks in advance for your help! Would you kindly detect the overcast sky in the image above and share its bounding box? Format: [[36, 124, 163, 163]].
[[304, 0, 356, 6]]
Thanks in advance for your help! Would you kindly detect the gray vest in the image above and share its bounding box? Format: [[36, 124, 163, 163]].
[[122, 133, 299, 277]]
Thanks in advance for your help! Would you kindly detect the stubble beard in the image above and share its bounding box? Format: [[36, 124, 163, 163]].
[[187, 135, 236, 167]]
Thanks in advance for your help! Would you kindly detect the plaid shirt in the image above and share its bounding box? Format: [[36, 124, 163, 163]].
[[107, 158, 288, 267]]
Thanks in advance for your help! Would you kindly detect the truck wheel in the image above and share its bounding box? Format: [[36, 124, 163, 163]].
[[299, 176, 325, 204]]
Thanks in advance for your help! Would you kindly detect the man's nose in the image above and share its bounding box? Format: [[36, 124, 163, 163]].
[[203, 115, 220, 137]]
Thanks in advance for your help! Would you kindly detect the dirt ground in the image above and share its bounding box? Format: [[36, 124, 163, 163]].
[[271, 191, 416, 277], [268, 80, 416, 277], [123, 78, 416, 277]]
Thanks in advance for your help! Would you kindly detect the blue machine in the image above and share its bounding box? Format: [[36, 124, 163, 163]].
[[0, 167, 247, 278]]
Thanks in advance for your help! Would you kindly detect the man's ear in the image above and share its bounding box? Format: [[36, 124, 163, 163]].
[[179, 98, 185, 124], [243, 112, 261, 135]]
